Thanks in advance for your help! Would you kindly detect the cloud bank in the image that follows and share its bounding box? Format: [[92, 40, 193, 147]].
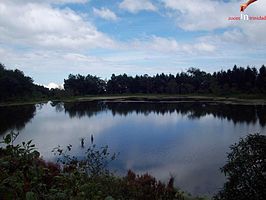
[[0, 0, 265, 86]]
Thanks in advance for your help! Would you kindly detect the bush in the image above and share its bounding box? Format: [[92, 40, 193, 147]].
[[214, 134, 266, 200], [0, 132, 188, 200]]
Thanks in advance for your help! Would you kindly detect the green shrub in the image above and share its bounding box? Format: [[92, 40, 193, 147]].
[[214, 134, 266, 200], [0, 132, 188, 200]]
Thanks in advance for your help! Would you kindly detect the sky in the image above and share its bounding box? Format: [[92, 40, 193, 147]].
[[0, 0, 265, 88]]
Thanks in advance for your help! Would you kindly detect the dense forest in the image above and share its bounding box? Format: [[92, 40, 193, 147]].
[[1, 62, 266, 102], [0, 63, 49, 102], [64, 65, 266, 95]]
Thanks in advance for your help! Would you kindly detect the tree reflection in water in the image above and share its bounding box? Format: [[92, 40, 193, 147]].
[[0, 104, 36, 135], [61, 101, 266, 127]]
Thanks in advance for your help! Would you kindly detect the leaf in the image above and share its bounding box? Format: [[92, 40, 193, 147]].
[[54, 192, 67, 199], [105, 196, 115, 200], [0, 161, 9, 167], [4, 134, 11, 144], [32, 150, 40, 158], [27, 140, 33, 145], [26, 192, 36, 200]]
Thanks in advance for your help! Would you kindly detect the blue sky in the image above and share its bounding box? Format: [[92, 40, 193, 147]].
[[0, 0, 265, 88]]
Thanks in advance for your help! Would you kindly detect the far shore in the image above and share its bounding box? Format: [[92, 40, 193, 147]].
[[1, 94, 266, 107]]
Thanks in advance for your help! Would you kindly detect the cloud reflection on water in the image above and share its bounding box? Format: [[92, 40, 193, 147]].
[[1, 101, 266, 196]]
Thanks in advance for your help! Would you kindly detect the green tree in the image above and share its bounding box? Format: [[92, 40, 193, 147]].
[[257, 65, 266, 92], [0, 63, 49, 101], [215, 134, 266, 200]]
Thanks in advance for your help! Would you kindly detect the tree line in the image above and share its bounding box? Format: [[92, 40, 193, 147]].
[[0, 63, 49, 102], [64, 65, 266, 95], [1, 62, 266, 102]]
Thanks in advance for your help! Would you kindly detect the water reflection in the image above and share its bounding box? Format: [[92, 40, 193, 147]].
[[0, 101, 265, 196], [0, 104, 36, 134], [62, 101, 266, 126], [62, 101, 106, 118]]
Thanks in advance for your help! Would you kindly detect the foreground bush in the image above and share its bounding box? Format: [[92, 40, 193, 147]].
[[214, 134, 266, 200], [1, 132, 265, 200], [0, 132, 189, 200]]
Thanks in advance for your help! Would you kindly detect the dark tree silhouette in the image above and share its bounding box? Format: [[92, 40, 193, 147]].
[[64, 74, 105, 95], [1, 62, 266, 101], [0, 63, 49, 102], [215, 134, 266, 200], [64, 65, 266, 96]]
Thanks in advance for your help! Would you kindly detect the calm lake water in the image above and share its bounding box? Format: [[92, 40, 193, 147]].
[[1, 101, 266, 196]]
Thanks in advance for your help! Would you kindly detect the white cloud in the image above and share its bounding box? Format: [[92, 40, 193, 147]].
[[93, 7, 118, 21], [44, 82, 64, 89], [119, 0, 157, 13], [46, 0, 88, 3], [2, 0, 88, 5], [163, 0, 266, 45], [132, 36, 216, 54], [0, 0, 265, 86], [0, 1, 116, 50], [63, 53, 103, 63], [163, 0, 236, 31]]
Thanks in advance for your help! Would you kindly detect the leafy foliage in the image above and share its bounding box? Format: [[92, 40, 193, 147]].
[[3, 132, 263, 200], [64, 74, 106, 96], [0, 63, 49, 102], [1, 62, 266, 102], [52, 144, 117, 177], [0, 132, 192, 200], [64, 65, 266, 96], [214, 134, 266, 200]]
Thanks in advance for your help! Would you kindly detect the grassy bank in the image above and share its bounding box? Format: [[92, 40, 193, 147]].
[[0, 97, 50, 107], [1, 93, 266, 107], [72, 94, 266, 105]]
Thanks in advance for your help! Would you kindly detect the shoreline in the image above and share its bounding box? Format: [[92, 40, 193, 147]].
[[1, 94, 266, 107]]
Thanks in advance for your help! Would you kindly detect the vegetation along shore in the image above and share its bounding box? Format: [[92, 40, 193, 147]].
[[0, 62, 266, 106], [0, 132, 265, 200]]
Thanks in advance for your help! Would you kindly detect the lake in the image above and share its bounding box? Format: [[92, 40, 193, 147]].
[[1, 101, 266, 196]]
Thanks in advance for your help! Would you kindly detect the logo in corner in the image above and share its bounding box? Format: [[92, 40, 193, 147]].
[[228, 0, 265, 21], [240, 0, 258, 12]]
